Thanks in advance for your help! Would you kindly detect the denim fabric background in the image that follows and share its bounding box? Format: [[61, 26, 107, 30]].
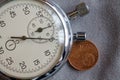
[[48, 0, 120, 80], [0, 0, 120, 80]]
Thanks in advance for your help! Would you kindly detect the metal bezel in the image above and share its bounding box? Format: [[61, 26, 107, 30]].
[[0, 0, 73, 80]]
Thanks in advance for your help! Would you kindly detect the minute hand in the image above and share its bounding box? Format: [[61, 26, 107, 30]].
[[11, 36, 50, 40], [35, 26, 52, 33]]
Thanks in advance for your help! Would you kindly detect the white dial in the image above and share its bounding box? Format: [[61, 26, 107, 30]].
[[0, 0, 65, 79]]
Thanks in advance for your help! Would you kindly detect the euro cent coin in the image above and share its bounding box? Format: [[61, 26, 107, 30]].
[[68, 40, 98, 71]]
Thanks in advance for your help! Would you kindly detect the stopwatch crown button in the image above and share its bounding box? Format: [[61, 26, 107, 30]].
[[76, 2, 89, 17], [73, 32, 86, 41], [67, 2, 89, 19]]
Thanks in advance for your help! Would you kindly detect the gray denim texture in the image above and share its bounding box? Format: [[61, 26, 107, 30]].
[[0, 0, 119, 80], [48, 0, 120, 80]]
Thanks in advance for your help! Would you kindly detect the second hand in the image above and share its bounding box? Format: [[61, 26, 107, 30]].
[[11, 36, 50, 40]]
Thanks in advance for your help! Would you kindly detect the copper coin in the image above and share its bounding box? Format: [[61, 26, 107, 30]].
[[68, 40, 98, 71]]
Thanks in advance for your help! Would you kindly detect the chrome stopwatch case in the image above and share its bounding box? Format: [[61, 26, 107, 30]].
[[0, 0, 72, 80]]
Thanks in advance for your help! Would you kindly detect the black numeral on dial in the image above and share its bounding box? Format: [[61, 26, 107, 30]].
[[33, 59, 40, 66], [6, 57, 14, 65], [10, 11, 16, 18], [32, 23, 36, 28], [36, 11, 43, 17], [23, 6, 30, 15], [0, 46, 4, 54], [0, 21, 6, 27], [39, 19, 44, 24], [49, 37, 55, 42], [44, 50, 51, 56], [19, 61, 27, 69]]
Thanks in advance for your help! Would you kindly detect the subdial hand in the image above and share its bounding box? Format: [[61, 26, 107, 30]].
[[11, 36, 50, 40], [35, 25, 52, 33]]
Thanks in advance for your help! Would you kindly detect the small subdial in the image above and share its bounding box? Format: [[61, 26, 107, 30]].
[[5, 40, 16, 51], [27, 16, 54, 43]]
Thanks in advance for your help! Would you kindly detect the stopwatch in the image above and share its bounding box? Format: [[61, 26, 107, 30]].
[[0, 0, 88, 80]]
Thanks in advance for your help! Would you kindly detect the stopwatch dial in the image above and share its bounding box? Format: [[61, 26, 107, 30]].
[[0, 0, 65, 79], [27, 16, 54, 43]]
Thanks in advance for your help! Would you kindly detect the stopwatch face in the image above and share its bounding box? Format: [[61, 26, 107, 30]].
[[0, 0, 68, 79]]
